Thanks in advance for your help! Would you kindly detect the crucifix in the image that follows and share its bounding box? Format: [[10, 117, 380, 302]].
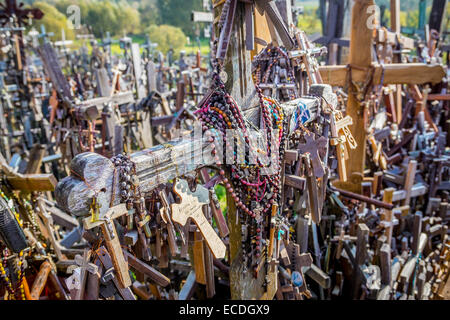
[[329, 109, 356, 182], [319, 0, 446, 189]]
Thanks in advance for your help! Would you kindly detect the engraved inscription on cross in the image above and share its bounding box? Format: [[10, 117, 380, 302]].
[[330, 110, 357, 182], [171, 179, 226, 259]]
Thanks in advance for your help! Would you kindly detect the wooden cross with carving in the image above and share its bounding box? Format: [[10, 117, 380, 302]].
[[171, 179, 226, 259], [330, 109, 357, 182]]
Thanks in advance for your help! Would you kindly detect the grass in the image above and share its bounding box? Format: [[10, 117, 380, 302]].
[[72, 35, 211, 58]]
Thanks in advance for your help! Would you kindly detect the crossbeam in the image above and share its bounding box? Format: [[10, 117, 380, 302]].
[[54, 95, 322, 216], [319, 63, 445, 86]]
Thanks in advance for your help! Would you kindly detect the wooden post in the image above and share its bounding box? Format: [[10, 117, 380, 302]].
[[429, 0, 447, 32], [214, 0, 269, 299], [390, 0, 403, 124], [390, 0, 400, 34], [345, 0, 375, 178], [353, 223, 369, 299], [214, 0, 284, 299], [382, 188, 395, 246]]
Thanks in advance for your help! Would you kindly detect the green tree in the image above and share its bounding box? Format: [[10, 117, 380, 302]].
[[53, 0, 141, 37], [297, 7, 322, 35], [85, 1, 119, 37], [146, 24, 186, 55], [114, 3, 141, 35], [156, 0, 202, 37], [139, 0, 161, 26], [31, 2, 75, 41]]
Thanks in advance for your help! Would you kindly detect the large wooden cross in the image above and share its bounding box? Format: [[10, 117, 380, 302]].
[[55, 0, 336, 300], [318, 0, 445, 181]]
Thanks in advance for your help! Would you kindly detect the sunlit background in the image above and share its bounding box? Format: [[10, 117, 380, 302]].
[[19, 0, 450, 57]]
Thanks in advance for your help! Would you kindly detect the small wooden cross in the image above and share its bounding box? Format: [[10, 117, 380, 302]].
[[79, 121, 100, 153], [170, 179, 226, 259], [159, 189, 179, 257], [67, 249, 98, 300], [297, 132, 328, 178], [287, 243, 312, 294], [36, 198, 64, 261], [83, 203, 132, 288], [380, 188, 396, 246], [330, 110, 356, 182]]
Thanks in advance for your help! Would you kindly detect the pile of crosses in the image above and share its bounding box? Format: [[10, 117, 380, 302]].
[[0, 0, 448, 301], [0, 0, 210, 181]]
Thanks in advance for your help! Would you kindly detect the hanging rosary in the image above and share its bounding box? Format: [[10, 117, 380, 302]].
[[195, 41, 288, 278], [252, 44, 298, 102]]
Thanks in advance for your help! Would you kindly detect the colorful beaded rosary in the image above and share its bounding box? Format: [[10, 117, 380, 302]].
[[195, 42, 288, 278], [252, 45, 298, 102], [0, 248, 25, 300]]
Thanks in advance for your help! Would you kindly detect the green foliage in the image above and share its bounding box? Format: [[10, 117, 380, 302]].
[[138, 0, 161, 26], [115, 3, 142, 35], [146, 24, 187, 55], [31, 2, 75, 40], [297, 7, 322, 35], [85, 1, 119, 37], [156, 0, 203, 38], [375, 0, 433, 12], [51, 0, 141, 37], [214, 184, 227, 215]]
